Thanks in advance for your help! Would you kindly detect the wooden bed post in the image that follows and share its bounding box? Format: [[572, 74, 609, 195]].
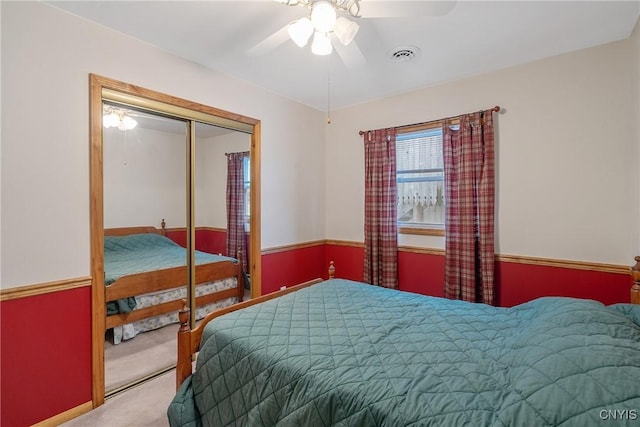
[[176, 300, 193, 390], [631, 256, 640, 305], [329, 261, 335, 279]]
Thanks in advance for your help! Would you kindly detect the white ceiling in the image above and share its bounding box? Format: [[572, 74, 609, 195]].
[[49, 0, 640, 111]]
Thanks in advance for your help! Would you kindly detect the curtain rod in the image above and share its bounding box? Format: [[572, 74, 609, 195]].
[[358, 105, 500, 136]]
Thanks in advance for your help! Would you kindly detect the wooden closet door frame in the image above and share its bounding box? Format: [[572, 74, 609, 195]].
[[89, 74, 262, 407]]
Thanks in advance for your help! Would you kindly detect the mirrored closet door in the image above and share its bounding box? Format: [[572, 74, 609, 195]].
[[90, 74, 261, 407], [191, 123, 252, 329], [102, 105, 189, 395]]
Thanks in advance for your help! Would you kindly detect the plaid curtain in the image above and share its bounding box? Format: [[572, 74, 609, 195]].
[[443, 111, 495, 305], [363, 128, 398, 289], [226, 151, 249, 272]]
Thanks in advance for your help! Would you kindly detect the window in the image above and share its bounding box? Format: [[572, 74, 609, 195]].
[[396, 124, 445, 235]]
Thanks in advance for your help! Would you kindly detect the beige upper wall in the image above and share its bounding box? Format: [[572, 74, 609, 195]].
[[195, 130, 251, 229], [104, 125, 187, 229], [103, 123, 249, 231], [326, 29, 640, 265], [0, 2, 326, 288], [2, 2, 638, 288]]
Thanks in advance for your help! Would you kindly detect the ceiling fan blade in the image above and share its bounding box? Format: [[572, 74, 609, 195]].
[[358, 1, 457, 18], [332, 38, 367, 69], [247, 24, 290, 57]]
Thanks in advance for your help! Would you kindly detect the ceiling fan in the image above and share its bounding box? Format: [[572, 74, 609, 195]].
[[249, 0, 457, 66], [276, 0, 362, 56]]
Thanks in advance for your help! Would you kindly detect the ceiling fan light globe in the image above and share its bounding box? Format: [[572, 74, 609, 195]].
[[311, 31, 332, 55], [334, 16, 359, 45], [103, 112, 119, 128], [122, 116, 138, 130], [288, 17, 314, 47], [311, 1, 337, 33]]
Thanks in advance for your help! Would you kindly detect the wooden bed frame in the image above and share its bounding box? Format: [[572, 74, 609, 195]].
[[104, 226, 245, 331], [176, 257, 639, 389]]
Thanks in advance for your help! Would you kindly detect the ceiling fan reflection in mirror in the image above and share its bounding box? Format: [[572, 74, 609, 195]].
[[103, 103, 183, 133], [251, 0, 457, 66], [103, 105, 138, 131]]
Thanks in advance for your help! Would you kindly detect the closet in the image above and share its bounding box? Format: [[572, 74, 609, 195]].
[[89, 74, 261, 406]]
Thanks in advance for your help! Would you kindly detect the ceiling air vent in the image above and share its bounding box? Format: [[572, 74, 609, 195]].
[[388, 46, 421, 62]]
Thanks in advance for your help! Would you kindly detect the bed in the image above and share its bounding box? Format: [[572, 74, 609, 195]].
[[168, 259, 640, 426], [104, 226, 244, 344]]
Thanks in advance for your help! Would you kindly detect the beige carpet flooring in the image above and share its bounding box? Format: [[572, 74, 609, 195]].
[[105, 324, 178, 393], [62, 370, 175, 427], [67, 290, 251, 426]]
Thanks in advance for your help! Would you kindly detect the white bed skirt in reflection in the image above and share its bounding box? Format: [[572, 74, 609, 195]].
[[112, 277, 237, 345]]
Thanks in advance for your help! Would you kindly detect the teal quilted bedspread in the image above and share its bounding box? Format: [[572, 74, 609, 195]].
[[104, 233, 235, 314], [168, 279, 640, 426]]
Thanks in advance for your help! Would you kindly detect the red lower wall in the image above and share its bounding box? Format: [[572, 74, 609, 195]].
[[165, 228, 249, 265], [153, 235, 635, 305], [324, 243, 632, 306], [0, 286, 92, 427], [165, 228, 226, 255], [262, 244, 328, 294], [497, 261, 630, 307], [0, 242, 632, 425]]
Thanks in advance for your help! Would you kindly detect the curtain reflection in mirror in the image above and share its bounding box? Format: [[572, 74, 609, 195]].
[[226, 151, 250, 275]]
